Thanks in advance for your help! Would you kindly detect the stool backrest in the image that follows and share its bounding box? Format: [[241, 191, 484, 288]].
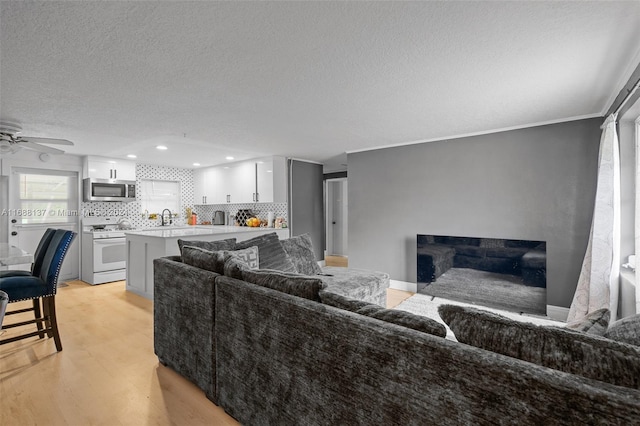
[[31, 228, 56, 276], [38, 229, 76, 296]]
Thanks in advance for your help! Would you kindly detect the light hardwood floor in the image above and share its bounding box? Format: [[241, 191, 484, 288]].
[[325, 255, 348, 268], [1, 279, 414, 425]]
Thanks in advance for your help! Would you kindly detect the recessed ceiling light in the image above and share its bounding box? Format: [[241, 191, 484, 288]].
[[127, 154, 137, 159], [193, 162, 200, 166], [267, 170, 272, 173], [225, 156, 234, 160], [156, 145, 168, 150]]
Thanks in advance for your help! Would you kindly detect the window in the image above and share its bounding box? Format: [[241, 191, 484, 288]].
[[13, 169, 78, 224], [140, 179, 180, 217]]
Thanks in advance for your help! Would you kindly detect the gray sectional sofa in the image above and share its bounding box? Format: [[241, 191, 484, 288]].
[[153, 233, 640, 425]]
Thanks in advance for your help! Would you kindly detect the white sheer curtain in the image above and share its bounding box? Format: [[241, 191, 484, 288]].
[[636, 117, 640, 314], [568, 114, 621, 322]]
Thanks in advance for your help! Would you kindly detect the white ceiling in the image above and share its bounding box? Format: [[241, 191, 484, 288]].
[[1, 1, 639, 171]]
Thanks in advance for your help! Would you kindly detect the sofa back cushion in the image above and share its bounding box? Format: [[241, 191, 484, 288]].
[[439, 304, 640, 389], [320, 291, 446, 338], [235, 232, 296, 272], [177, 238, 237, 255], [240, 268, 326, 302], [280, 233, 322, 275], [605, 314, 640, 346]]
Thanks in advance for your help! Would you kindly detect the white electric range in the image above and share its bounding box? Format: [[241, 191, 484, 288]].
[[81, 216, 137, 285]]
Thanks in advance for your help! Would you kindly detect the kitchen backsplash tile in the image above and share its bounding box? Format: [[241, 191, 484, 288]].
[[81, 163, 288, 229], [194, 202, 288, 225], [81, 163, 195, 229]]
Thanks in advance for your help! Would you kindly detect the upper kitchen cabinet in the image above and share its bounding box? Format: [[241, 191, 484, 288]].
[[256, 156, 286, 203], [194, 166, 225, 205], [83, 156, 137, 181], [193, 156, 286, 205]]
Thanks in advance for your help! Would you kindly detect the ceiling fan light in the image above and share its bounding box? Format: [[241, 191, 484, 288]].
[[0, 140, 19, 154]]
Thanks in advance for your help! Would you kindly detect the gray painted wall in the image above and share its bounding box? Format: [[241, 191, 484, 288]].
[[288, 159, 325, 260], [348, 118, 601, 308]]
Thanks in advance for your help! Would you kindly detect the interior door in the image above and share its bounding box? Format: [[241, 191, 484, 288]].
[[326, 179, 348, 256], [8, 168, 80, 281]]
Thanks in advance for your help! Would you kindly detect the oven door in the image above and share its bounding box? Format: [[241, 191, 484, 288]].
[[93, 237, 126, 272]]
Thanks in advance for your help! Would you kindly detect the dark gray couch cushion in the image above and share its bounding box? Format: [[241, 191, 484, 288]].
[[240, 268, 326, 302], [235, 232, 296, 272], [280, 233, 322, 275], [364, 308, 447, 338], [320, 291, 446, 338], [439, 304, 640, 389], [565, 308, 610, 335], [605, 314, 640, 346], [319, 266, 390, 306], [177, 237, 236, 255], [182, 245, 227, 274], [183, 245, 258, 275], [223, 253, 252, 279], [319, 290, 376, 311]]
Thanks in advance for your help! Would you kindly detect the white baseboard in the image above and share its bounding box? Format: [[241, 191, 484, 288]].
[[546, 305, 569, 322], [389, 279, 417, 292]]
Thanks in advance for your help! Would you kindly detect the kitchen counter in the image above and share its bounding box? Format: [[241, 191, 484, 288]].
[[125, 225, 289, 299], [124, 225, 279, 239]]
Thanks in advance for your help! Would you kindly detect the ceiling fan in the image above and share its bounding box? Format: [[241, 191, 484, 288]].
[[0, 121, 74, 155]]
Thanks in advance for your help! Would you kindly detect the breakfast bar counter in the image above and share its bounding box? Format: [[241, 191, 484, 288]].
[[125, 226, 289, 299]]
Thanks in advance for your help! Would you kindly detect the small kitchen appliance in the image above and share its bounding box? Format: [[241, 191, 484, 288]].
[[213, 211, 225, 225]]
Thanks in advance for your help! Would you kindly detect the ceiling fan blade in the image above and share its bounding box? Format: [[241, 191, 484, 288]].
[[20, 140, 66, 154], [22, 136, 74, 146]]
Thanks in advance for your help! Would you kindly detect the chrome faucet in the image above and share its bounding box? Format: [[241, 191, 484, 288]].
[[161, 209, 173, 226]]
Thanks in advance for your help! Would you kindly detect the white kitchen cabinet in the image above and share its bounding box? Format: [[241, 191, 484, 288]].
[[257, 156, 287, 203], [193, 156, 286, 205], [256, 158, 274, 202], [84, 156, 136, 181], [194, 167, 218, 204], [226, 161, 256, 203]]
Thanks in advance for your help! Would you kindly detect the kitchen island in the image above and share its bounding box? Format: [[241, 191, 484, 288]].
[[125, 226, 289, 299]]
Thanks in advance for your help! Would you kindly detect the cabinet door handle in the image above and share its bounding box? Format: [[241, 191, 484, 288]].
[[114, 169, 117, 179], [227, 194, 230, 203], [110, 169, 113, 179]]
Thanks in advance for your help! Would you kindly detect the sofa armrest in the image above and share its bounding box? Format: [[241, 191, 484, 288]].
[[153, 256, 219, 402]]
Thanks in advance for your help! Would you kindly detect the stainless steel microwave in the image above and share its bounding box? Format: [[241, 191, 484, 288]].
[[83, 178, 136, 202]]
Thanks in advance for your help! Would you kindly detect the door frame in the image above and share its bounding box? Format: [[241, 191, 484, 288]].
[[1, 152, 82, 279], [324, 177, 348, 258]]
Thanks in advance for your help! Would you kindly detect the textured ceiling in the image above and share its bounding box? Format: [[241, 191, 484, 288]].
[[1, 1, 639, 171]]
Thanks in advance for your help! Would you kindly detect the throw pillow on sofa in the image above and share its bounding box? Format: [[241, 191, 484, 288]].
[[240, 268, 326, 302], [183, 245, 259, 275], [235, 232, 297, 272], [605, 314, 640, 347], [182, 245, 227, 274], [177, 237, 236, 255], [565, 308, 610, 335], [438, 304, 640, 389], [223, 252, 255, 278], [280, 233, 323, 275]]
